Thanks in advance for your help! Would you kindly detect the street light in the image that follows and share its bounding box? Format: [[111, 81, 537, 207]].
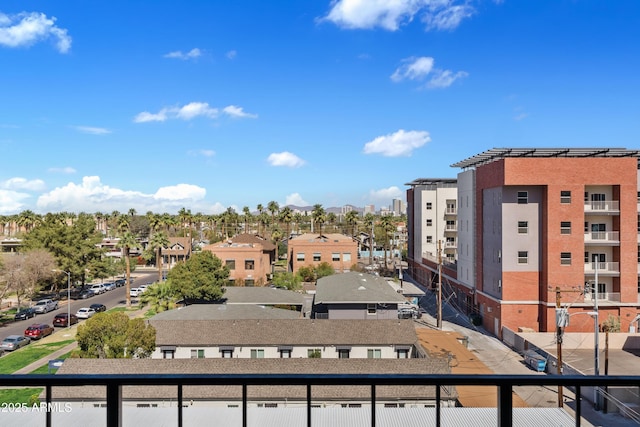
[[53, 269, 71, 328]]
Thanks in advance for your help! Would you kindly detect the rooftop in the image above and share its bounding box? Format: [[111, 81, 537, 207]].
[[314, 272, 407, 305], [150, 303, 302, 321]]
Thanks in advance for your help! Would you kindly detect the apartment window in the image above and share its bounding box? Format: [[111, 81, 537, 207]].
[[584, 192, 589, 202], [162, 350, 175, 359], [396, 349, 409, 359], [560, 221, 571, 235], [446, 220, 456, 230], [244, 259, 255, 270], [250, 349, 264, 359], [225, 259, 235, 270], [637, 279, 640, 294], [518, 251, 528, 264], [245, 279, 255, 287], [308, 349, 322, 358], [560, 252, 572, 265], [517, 191, 528, 204], [426, 236, 433, 243], [313, 253, 321, 262], [426, 219, 433, 227], [584, 251, 589, 263], [338, 349, 350, 359], [637, 217, 640, 232], [517, 221, 528, 234], [343, 253, 351, 262], [332, 253, 340, 262], [584, 222, 589, 232], [296, 253, 305, 261], [367, 303, 376, 315], [560, 191, 571, 204], [367, 349, 382, 359], [279, 349, 292, 358], [426, 202, 432, 210], [190, 349, 204, 359], [221, 349, 234, 358]]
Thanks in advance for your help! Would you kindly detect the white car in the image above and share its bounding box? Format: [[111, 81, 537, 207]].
[[90, 283, 107, 295], [33, 299, 58, 314], [129, 288, 143, 297], [76, 307, 96, 319]]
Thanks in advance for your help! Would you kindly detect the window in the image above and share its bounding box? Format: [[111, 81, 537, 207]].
[[190, 349, 204, 359], [518, 251, 528, 264], [426, 219, 432, 227], [338, 349, 350, 359], [221, 349, 233, 358], [308, 349, 321, 358], [517, 221, 528, 234], [517, 191, 528, 204], [584, 192, 589, 202], [225, 259, 235, 270], [560, 252, 572, 265], [313, 253, 321, 262], [584, 222, 589, 232], [367, 303, 376, 315], [426, 202, 432, 210], [343, 253, 351, 262], [426, 236, 433, 243], [296, 253, 305, 261], [250, 349, 264, 359], [332, 253, 340, 262], [280, 349, 291, 358], [245, 279, 255, 287], [367, 349, 382, 359], [561, 191, 571, 204], [244, 259, 255, 270], [446, 220, 456, 230], [162, 350, 175, 359], [584, 251, 589, 263], [397, 349, 409, 359], [560, 221, 571, 235]]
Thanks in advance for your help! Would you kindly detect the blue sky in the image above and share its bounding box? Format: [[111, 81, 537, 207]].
[[1, 1, 639, 215]]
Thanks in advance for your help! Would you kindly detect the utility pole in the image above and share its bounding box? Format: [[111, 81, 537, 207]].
[[437, 240, 442, 330], [555, 287, 564, 407]]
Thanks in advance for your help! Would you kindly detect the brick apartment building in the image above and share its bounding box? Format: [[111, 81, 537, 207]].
[[203, 234, 275, 286], [407, 147, 640, 337], [288, 233, 358, 274]]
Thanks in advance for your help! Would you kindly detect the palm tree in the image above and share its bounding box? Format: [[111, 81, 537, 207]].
[[267, 201, 280, 237], [148, 231, 170, 283], [140, 281, 176, 313], [326, 212, 337, 233], [380, 214, 395, 270], [242, 206, 252, 234], [364, 213, 375, 265], [311, 204, 326, 235], [117, 231, 138, 308], [256, 204, 264, 236], [345, 210, 359, 237], [279, 206, 293, 241]]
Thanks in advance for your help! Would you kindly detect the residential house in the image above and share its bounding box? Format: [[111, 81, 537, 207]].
[[288, 233, 357, 274], [162, 237, 192, 267]]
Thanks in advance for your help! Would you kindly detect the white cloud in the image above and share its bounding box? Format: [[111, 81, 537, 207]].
[[369, 186, 403, 203], [226, 50, 237, 59], [223, 105, 258, 119], [391, 56, 467, 89], [134, 102, 256, 123], [322, 0, 474, 32], [0, 189, 30, 214], [35, 176, 212, 214], [0, 11, 71, 53], [188, 149, 216, 157], [163, 48, 202, 60], [73, 126, 111, 135], [363, 129, 430, 157], [267, 152, 306, 168], [48, 166, 76, 174], [514, 112, 528, 121], [285, 193, 309, 206], [2, 177, 46, 191]]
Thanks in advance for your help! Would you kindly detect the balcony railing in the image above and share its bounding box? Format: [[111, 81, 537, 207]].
[[444, 240, 457, 249], [584, 292, 621, 303], [584, 262, 619, 274], [584, 200, 619, 213], [444, 225, 457, 232], [445, 208, 457, 215], [1, 374, 638, 427], [584, 231, 619, 244]]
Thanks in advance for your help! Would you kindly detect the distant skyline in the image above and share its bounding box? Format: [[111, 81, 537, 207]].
[[1, 1, 639, 215]]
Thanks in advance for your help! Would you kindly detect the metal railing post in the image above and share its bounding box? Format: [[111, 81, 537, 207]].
[[307, 384, 312, 427], [497, 384, 512, 427], [106, 382, 122, 427], [371, 384, 376, 427], [575, 385, 581, 427], [177, 384, 183, 427], [436, 385, 441, 427], [243, 384, 248, 427], [46, 384, 52, 427]]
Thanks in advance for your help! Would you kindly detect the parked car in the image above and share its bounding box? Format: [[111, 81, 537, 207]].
[[14, 307, 37, 321], [129, 288, 143, 297], [398, 307, 421, 319], [0, 335, 31, 351], [76, 307, 96, 319], [33, 299, 58, 314], [115, 279, 126, 287], [53, 313, 79, 327], [90, 283, 107, 295], [103, 282, 116, 291], [138, 284, 151, 293], [24, 323, 54, 340], [77, 289, 95, 299], [89, 303, 106, 313]]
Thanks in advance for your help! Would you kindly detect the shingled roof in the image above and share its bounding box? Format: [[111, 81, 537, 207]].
[[151, 319, 417, 347], [314, 272, 407, 304], [150, 304, 302, 321]]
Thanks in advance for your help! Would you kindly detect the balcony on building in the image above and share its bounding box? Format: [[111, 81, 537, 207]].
[[584, 261, 619, 276], [583, 231, 620, 245], [583, 200, 620, 215]]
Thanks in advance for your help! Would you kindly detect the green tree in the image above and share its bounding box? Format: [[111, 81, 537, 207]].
[[271, 271, 302, 291], [166, 251, 228, 304], [344, 210, 359, 236], [76, 312, 156, 358], [297, 265, 316, 282], [140, 281, 177, 314], [311, 204, 326, 234], [315, 262, 335, 279], [148, 231, 170, 283]]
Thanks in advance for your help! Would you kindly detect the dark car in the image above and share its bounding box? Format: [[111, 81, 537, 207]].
[[89, 303, 106, 313], [77, 289, 95, 299], [14, 307, 37, 321], [115, 279, 126, 287], [24, 323, 54, 340], [52, 313, 79, 327]]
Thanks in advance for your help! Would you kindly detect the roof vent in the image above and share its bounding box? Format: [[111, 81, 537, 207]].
[[358, 285, 366, 291]]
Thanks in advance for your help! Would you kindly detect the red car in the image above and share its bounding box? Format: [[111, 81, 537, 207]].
[[24, 323, 54, 340], [53, 313, 79, 327]]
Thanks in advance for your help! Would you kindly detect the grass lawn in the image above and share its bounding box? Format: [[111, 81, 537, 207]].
[[0, 388, 44, 405], [29, 351, 72, 374], [0, 340, 75, 374], [107, 306, 141, 313]]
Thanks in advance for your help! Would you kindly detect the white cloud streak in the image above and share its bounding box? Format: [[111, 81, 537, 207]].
[[0, 189, 30, 214], [369, 186, 403, 203], [363, 129, 431, 157], [391, 56, 467, 89], [285, 193, 309, 206], [134, 102, 256, 123], [163, 48, 202, 60], [48, 167, 76, 174], [2, 177, 46, 191], [223, 105, 258, 119], [0, 11, 71, 53], [73, 126, 112, 135], [267, 152, 306, 168], [322, 0, 474, 32]]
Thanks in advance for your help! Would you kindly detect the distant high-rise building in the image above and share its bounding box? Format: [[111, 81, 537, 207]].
[[364, 205, 375, 215], [392, 198, 405, 216]]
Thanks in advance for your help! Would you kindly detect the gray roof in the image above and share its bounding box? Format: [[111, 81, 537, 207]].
[[150, 304, 302, 321], [53, 358, 452, 401], [314, 272, 407, 304], [451, 147, 640, 169], [385, 279, 425, 298], [221, 286, 306, 306], [151, 319, 417, 347]]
